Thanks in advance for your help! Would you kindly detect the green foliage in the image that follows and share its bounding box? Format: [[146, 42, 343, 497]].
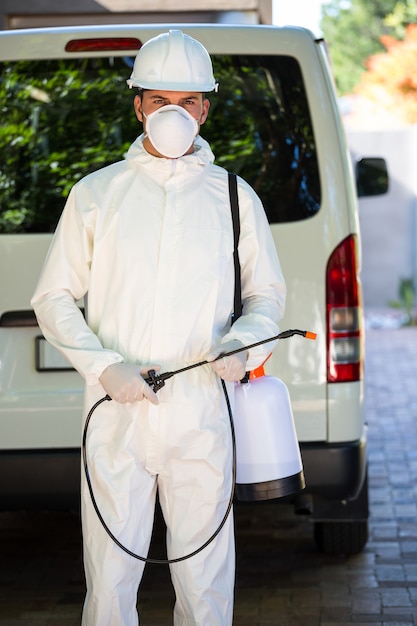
[[0, 58, 139, 233], [385, 0, 417, 36], [388, 276, 415, 323], [206, 55, 319, 217], [321, 0, 417, 95], [0, 54, 320, 233]]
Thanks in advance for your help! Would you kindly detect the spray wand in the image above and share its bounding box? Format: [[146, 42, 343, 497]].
[[144, 328, 317, 392]]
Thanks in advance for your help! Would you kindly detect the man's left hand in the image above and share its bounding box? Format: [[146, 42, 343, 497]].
[[207, 340, 248, 382]]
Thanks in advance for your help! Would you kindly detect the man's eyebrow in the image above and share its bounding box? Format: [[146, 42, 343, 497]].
[[148, 94, 199, 100], [148, 94, 169, 100]]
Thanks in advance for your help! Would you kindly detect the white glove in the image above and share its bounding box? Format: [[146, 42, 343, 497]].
[[207, 340, 248, 382], [99, 363, 160, 405]]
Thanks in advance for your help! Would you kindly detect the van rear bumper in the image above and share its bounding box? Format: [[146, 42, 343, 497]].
[[0, 437, 367, 511], [299, 436, 367, 501], [0, 448, 81, 511]]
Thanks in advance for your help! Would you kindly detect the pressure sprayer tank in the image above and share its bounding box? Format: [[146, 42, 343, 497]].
[[233, 365, 305, 501]]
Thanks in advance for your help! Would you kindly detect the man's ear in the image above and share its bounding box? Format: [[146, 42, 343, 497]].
[[200, 98, 210, 125], [134, 94, 143, 123]]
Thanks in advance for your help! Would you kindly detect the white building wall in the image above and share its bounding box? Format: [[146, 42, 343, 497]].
[[347, 126, 417, 308]]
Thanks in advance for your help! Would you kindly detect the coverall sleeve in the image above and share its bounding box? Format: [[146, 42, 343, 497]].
[[221, 177, 287, 371], [31, 185, 124, 385]]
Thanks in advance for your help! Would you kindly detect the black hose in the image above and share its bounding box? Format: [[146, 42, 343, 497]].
[[82, 380, 236, 564], [82, 329, 316, 563]]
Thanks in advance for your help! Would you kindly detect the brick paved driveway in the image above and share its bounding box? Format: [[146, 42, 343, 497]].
[[1, 325, 417, 625]]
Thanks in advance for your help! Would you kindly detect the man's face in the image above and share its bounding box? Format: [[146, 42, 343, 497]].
[[134, 90, 210, 157]]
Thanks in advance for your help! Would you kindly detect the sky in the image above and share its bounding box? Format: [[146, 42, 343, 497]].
[[272, 0, 326, 35]]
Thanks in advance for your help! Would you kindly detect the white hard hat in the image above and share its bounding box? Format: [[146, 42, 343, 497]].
[[127, 30, 218, 92]]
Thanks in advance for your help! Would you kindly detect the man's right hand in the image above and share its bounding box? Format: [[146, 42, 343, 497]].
[[99, 362, 160, 405]]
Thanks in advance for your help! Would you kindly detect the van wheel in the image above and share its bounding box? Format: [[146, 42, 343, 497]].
[[314, 520, 368, 555]]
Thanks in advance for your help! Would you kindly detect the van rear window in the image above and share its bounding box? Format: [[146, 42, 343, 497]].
[[0, 55, 320, 233]]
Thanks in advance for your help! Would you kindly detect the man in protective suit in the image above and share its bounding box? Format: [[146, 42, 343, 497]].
[[31, 29, 286, 626]]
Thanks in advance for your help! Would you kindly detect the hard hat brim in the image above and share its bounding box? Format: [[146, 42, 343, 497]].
[[127, 78, 218, 92]]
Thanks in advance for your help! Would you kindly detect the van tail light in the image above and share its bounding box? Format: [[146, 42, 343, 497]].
[[326, 235, 362, 383], [65, 38, 141, 53]]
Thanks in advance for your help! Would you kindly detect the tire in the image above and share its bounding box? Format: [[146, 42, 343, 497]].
[[314, 520, 368, 555]]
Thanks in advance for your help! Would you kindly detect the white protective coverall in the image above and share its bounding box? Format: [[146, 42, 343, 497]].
[[31, 134, 286, 626]]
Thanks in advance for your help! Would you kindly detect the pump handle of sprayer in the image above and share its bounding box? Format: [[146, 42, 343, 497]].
[[143, 328, 317, 393]]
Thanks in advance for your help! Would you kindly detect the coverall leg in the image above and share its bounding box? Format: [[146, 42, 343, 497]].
[[157, 379, 235, 626], [80, 394, 158, 626]]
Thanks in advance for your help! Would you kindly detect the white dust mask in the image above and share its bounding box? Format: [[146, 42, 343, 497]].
[[143, 105, 199, 159]]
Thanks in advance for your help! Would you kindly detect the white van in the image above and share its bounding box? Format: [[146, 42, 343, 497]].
[[0, 24, 387, 553]]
